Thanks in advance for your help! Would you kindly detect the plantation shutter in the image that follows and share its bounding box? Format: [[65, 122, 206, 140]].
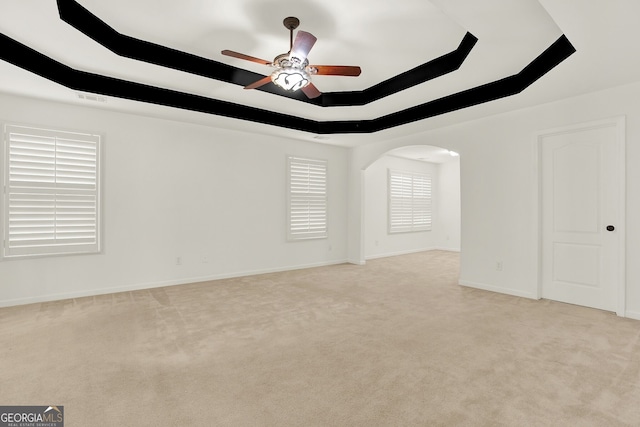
[[389, 170, 432, 233], [4, 124, 101, 258], [287, 156, 327, 240]]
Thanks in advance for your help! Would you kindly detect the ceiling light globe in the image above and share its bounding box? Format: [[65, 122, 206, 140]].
[[271, 67, 310, 92]]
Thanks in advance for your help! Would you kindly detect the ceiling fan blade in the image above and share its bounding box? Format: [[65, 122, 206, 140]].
[[310, 65, 362, 76], [221, 50, 272, 66], [244, 76, 273, 90], [301, 83, 322, 99], [290, 31, 317, 61]]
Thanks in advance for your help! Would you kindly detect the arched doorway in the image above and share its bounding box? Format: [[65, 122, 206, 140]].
[[362, 145, 461, 261]]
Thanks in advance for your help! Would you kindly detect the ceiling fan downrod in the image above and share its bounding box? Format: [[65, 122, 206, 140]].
[[283, 16, 300, 51]]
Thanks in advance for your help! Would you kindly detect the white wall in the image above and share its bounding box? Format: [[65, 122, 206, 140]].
[[435, 159, 461, 252], [349, 80, 640, 320], [5, 79, 640, 318], [364, 154, 460, 259], [0, 94, 349, 307]]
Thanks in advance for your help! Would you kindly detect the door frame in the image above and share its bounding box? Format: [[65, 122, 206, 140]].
[[533, 116, 626, 316]]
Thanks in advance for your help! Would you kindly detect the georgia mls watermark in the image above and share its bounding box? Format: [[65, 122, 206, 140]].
[[0, 406, 63, 427]]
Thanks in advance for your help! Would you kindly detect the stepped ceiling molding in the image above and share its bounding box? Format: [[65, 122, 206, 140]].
[[1, 0, 638, 146]]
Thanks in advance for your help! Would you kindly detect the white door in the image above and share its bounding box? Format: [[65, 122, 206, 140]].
[[540, 119, 624, 313]]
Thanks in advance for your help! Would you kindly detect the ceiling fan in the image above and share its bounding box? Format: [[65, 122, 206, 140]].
[[221, 17, 361, 99]]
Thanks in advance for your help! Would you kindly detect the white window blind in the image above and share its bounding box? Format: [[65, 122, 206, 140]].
[[388, 169, 432, 233], [3, 124, 101, 258], [287, 156, 327, 240]]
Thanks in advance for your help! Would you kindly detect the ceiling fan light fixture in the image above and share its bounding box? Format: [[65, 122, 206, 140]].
[[271, 67, 311, 92], [222, 16, 360, 97]]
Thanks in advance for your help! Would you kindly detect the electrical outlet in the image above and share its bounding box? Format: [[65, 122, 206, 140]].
[[176, 256, 182, 266], [496, 261, 503, 271]]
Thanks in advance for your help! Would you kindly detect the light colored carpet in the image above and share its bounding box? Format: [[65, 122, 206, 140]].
[[1, 250, 640, 426]]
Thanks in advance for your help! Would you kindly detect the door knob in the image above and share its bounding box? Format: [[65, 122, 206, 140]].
[[606, 225, 615, 232]]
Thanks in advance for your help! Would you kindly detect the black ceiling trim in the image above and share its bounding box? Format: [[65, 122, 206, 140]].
[[55, 0, 477, 107], [322, 33, 477, 107], [0, 33, 318, 132], [0, 33, 574, 134], [368, 35, 576, 133]]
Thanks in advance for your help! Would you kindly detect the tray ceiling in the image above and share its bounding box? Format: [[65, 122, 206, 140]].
[[1, 0, 639, 146]]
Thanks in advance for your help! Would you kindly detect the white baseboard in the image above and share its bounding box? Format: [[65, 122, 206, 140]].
[[0, 259, 349, 308], [459, 280, 538, 300], [365, 247, 458, 261], [624, 310, 640, 321], [434, 246, 461, 253]]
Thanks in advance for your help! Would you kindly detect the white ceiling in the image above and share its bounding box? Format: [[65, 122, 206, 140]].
[[389, 145, 459, 164], [1, 0, 639, 149]]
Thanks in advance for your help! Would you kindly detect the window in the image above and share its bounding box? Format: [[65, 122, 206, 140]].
[[287, 156, 327, 240], [3, 124, 101, 258], [388, 169, 432, 233]]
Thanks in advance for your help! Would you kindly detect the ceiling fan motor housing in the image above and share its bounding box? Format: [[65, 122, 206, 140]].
[[273, 53, 309, 70]]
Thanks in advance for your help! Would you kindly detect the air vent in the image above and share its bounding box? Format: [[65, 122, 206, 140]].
[[77, 93, 107, 103]]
